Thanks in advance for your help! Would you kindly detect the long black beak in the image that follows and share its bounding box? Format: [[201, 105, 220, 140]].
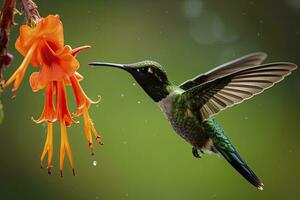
[[89, 62, 130, 71]]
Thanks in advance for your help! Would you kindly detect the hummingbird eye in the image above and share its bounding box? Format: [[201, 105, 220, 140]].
[[140, 67, 148, 73], [136, 67, 153, 74]]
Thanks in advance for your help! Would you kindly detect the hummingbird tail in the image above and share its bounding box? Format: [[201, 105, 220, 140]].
[[205, 118, 264, 190], [216, 146, 264, 190]]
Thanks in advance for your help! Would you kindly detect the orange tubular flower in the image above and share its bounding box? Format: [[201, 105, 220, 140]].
[[4, 15, 102, 176], [70, 75, 102, 154]]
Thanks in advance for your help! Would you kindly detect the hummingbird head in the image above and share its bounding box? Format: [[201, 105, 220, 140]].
[[89, 60, 171, 102]]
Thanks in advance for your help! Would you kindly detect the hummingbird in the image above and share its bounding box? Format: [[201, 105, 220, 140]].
[[89, 52, 297, 190]]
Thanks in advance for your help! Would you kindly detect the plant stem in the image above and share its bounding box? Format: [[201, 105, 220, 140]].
[[0, 0, 16, 82]]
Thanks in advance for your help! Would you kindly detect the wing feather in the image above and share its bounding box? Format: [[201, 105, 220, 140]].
[[183, 62, 297, 121], [180, 52, 267, 90]]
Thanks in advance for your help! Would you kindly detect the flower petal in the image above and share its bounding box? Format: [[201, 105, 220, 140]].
[[56, 81, 77, 126], [32, 82, 57, 123], [70, 75, 100, 117], [29, 72, 46, 92], [16, 15, 64, 57], [71, 45, 91, 57], [3, 42, 39, 97]]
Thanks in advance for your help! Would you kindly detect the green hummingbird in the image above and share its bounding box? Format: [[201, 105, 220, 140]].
[[89, 52, 297, 190]]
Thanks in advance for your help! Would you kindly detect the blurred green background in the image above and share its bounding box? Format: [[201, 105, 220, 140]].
[[0, 0, 300, 199]]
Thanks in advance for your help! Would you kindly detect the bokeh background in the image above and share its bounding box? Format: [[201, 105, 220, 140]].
[[0, 0, 300, 199]]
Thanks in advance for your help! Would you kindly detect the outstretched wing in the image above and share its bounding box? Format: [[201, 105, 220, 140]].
[[182, 62, 297, 121], [179, 52, 267, 90]]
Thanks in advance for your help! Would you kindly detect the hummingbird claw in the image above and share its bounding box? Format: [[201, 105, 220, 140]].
[[192, 147, 201, 158]]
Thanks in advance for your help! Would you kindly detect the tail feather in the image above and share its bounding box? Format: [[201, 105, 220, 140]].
[[216, 146, 264, 190], [205, 118, 263, 189]]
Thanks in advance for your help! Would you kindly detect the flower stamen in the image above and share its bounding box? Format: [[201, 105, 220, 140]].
[[83, 108, 103, 145], [60, 123, 76, 177], [40, 122, 53, 174]]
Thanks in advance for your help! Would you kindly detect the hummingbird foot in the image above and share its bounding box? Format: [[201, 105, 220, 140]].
[[192, 147, 202, 158]]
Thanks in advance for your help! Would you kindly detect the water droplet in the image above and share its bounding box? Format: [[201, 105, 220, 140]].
[[125, 193, 129, 197], [123, 141, 127, 145], [92, 160, 97, 166], [137, 101, 141, 104], [132, 83, 136, 86], [121, 94, 125, 97], [244, 116, 248, 120]]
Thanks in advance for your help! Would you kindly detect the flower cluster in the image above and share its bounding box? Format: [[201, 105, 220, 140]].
[[3, 15, 102, 176]]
